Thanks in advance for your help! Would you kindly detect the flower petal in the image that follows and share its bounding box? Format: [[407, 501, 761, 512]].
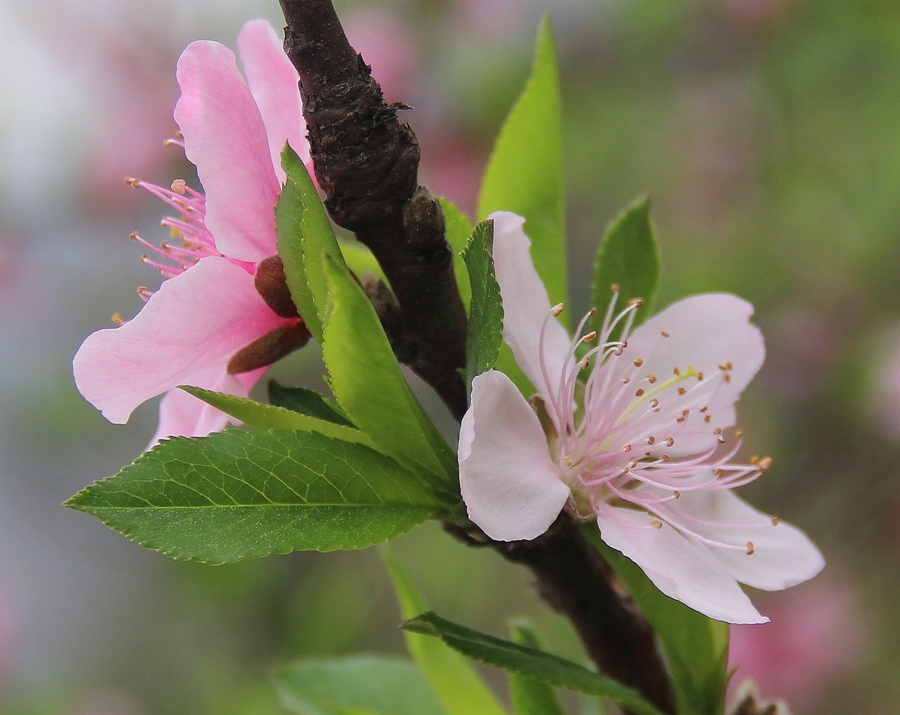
[[73, 257, 287, 425], [597, 505, 767, 624], [174, 40, 280, 263], [149, 363, 267, 446], [236, 19, 308, 184], [490, 211, 573, 408], [460, 370, 570, 541], [601, 293, 765, 455], [661, 488, 825, 591]]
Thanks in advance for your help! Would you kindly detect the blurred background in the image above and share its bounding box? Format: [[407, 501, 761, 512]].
[[0, 0, 896, 712]]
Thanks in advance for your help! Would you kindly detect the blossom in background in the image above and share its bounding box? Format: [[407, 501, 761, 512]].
[[459, 212, 824, 623], [73, 19, 311, 444], [729, 581, 867, 712]]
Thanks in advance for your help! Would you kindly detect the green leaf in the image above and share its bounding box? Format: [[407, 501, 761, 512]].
[[508, 620, 566, 715], [462, 220, 504, 392], [585, 528, 730, 715], [403, 612, 665, 715], [478, 16, 566, 323], [65, 430, 442, 564], [274, 656, 447, 715], [276, 143, 346, 343], [440, 198, 475, 309], [590, 196, 660, 340], [180, 386, 368, 446], [267, 381, 354, 428], [321, 253, 458, 493], [382, 548, 509, 715]]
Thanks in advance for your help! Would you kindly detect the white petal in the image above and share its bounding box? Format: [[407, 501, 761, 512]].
[[598, 293, 765, 456], [460, 370, 570, 541], [662, 488, 825, 591], [598, 506, 767, 624], [490, 212, 573, 408]]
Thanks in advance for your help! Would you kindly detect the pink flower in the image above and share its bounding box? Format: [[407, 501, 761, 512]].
[[459, 212, 824, 623], [73, 20, 311, 444]]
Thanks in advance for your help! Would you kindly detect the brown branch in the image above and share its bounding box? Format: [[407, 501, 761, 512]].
[[447, 517, 678, 715], [278, 0, 468, 421], [277, 2, 676, 711]]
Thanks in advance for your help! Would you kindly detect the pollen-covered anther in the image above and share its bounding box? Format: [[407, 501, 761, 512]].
[[124, 176, 140, 188], [757, 457, 774, 472], [714, 468, 724, 477], [771, 516, 780, 526], [660, 331, 670, 337], [704, 415, 712, 423], [582, 330, 598, 343], [647, 374, 658, 384], [635, 388, 645, 397], [665, 437, 675, 447], [647, 436, 656, 445], [628, 298, 644, 308], [673, 489, 680, 498], [650, 519, 663, 529], [678, 387, 686, 395], [170, 179, 187, 194], [750, 456, 760, 466], [713, 427, 723, 435], [610, 283, 620, 293], [649, 398, 659, 408], [622, 377, 631, 384], [562, 455, 574, 467], [697, 372, 704, 381], [551, 303, 565, 317], [746, 542, 756, 556], [673, 367, 681, 375], [660, 454, 671, 462], [734, 430, 743, 439], [633, 358, 644, 367], [623, 444, 632, 452], [111, 313, 124, 325]]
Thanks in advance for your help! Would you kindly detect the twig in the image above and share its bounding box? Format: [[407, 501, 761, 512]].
[[278, 0, 468, 421]]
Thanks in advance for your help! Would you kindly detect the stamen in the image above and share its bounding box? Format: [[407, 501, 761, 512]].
[[746, 542, 755, 556]]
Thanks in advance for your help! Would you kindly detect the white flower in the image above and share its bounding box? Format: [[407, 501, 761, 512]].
[[458, 212, 824, 623]]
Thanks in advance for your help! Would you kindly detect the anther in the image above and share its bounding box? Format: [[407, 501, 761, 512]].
[[635, 389, 645, 397], [700, 406, 709, 413], [124, 176, 140, 187], [171, 179, 187, 194], [717, 435, 726, 444], [111, 313, 124, 325], [647, 374, 658, 384], [661, 454, 671, 462], [734, 430, 743, 438], [129, 231, 139, 240], [650, 519, 663, 529], [647, 436, 656, 445], [633, 358, 644, 367], [580, 357, 590, 370], [751, 456, 760, 466], [649, 398, 659, 408], [660, 331, 670, 337], [623, 444, 632, 452], [551, 303, 565, 317], [771, 516, 780, 526], [611, 284, 620, 293], [746, 542, 756, 556], [628, 298, 645, 308], [697, 372, 704, 381], [757, 457, 773, 472], [713, 427, 722, 435], [622, 377, 631, 384], [673, 367, 681, 375], [673, 490, 680, 498], [678, 387, 686, 396], [582, 331, 598, 343], [665, 437, 675, 447], [725, 374, 732, 383], [704, 415, 712, 423], [562, 456, 574, 467], [714, 468, 724, 477]]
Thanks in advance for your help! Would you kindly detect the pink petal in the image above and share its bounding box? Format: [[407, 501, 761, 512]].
[[149, 363, 267, 446], [661, 488, 825, 591], [73, 257, 287, 425], [174, 40, 280, 263], [604, 293, 765, 455], [460, 370, 571, 541], [236, 19, 308, 184], [597, 506, 767, 624], [490, 211, 573, 407]]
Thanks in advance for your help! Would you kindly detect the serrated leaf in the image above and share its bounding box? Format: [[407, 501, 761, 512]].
[[508, 620, 566, 715], [267, 381, 354, 428], [382, 548, 508, 715], [462, 220, 504, 393], [277, 143, 346, 343], [66, 430, 442, 564], [590, 196, 659, 340], [274, 656, 446, 715], [321, 253, 458, 494], [403, 612, 665, 715], [584, 528, 730, 715], [441, 198, 475, 309], [478, 16, 566, 324], [181, 386, 367, 444]]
